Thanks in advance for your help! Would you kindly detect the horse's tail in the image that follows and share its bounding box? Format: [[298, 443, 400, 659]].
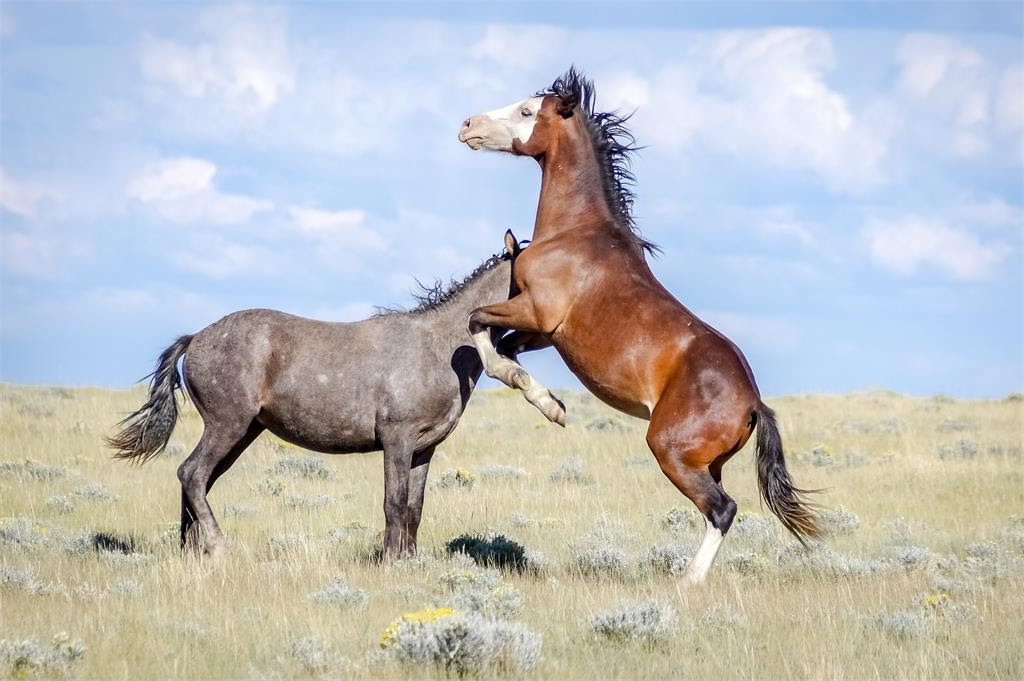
[[754, 402, 821, 543], [106, 335, 193, 464]]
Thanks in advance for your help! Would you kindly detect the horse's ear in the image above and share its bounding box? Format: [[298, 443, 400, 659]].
[[556, 92, 578, 118], [504, 229, 521, 257]]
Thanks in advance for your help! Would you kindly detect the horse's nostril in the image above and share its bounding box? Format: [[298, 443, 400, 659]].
[[462, 118, 471, 130]]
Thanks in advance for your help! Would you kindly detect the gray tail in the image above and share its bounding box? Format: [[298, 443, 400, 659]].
[[754, 402, 822, 543], [106, 335, 193, 464]]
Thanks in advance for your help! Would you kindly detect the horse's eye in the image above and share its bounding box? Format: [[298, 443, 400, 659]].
[[521, 108, 533, 118]]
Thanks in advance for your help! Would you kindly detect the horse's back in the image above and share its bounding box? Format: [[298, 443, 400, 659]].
[[182, 308, 466, 454], [184, 309, 387, 452]]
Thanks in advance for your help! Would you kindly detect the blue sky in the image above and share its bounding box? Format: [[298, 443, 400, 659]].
[[1, 2, 1021, 398]]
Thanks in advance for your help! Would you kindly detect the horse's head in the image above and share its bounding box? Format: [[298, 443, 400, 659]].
[[458, 74, 581, 157]]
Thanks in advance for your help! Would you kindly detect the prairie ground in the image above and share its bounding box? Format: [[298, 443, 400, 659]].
[[1, 382, 1022, 680]]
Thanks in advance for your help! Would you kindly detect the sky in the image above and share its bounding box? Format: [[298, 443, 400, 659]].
[[1, 1, 1021, 399]]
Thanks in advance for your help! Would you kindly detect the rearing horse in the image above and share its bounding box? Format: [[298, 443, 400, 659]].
[[459, 68, 821, 584]]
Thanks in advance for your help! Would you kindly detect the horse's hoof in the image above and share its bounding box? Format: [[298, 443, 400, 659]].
[[204, 544, 227, 562], [525, 386, 566, 426]]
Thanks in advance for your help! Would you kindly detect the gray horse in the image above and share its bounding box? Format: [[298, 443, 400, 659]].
[[108, 234, 523, 559]]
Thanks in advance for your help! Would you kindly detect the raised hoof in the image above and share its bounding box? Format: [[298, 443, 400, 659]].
[[524, 385, 567, 427]]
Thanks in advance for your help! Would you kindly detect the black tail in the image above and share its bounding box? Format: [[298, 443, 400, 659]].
[[106, 335, 193, 464], [754, 402, 821, 542]]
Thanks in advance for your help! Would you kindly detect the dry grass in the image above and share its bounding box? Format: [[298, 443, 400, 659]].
[[1, 383, 1022, 679]]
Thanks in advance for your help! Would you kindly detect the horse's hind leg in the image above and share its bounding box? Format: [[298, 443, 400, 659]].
[[178, 420, 263, 559], [403, 446, 435, 555], [647, 430, 740, 585]]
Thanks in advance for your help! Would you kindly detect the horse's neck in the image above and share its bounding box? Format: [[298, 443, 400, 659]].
[[532, 124, 614, 242], [431, 263, 510, 340]]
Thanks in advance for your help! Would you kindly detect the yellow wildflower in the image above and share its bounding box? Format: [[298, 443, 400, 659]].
[[379, 607, 455, 648]]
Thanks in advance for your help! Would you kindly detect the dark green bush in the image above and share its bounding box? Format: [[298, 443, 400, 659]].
[[446, 534, 527, 573]]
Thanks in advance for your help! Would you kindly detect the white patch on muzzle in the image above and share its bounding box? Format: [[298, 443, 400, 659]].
[[465, 96, 544, 152]]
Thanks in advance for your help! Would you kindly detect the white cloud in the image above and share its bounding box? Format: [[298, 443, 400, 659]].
[[127, 157, 215, 202], [995, 64, 1024, 134], [863, 215, 1010, 281], [288, 206, 386, 250], [170, 237, 275, 279], [601, 29, 889, 193], [953, 195, 1023, 230], [2, 231, 58, 276], [470, 25, 566, 70], [128, 157, 272, 224], [141, 4, 294, 116], [0, 169, 58, 218], [895, 33, 983, 98], [893, 33, 1005, 158]]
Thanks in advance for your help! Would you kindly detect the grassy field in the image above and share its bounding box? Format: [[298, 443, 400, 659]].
[[1, 382, 1022, 680]]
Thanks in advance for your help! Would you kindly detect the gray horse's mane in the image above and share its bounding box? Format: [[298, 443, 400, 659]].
[[376, 251, 510, 316]]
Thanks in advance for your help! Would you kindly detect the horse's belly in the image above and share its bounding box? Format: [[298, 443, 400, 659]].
[[553, 343, 652, 420], [259, 378, 380, 454]]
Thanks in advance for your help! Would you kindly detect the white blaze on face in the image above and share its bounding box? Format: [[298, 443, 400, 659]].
[[470, 96, 544, 151]]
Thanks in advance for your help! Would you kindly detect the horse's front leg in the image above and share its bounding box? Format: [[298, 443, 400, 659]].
[[381, 430, 415, 559], [469, 298, 566, 426]]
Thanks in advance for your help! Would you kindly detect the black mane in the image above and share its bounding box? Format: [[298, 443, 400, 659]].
[[376, 251, 511, 316], [541, 67, 659, 255]]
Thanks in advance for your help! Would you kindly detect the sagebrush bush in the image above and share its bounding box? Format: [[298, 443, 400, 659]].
[[549, 455, 594, 485], [0, 517, 54, 551], [0, 633, 86, 678], [889, 545, 934, 570], [729, 513, 779, 546], [569, 546, 630, 579], [309, 578, 367, 609], [0, 459, 65, 482], [0, 565, 62, 596], [431, 468, 476, 490], [817, 509, 861, 536], [655, 506, 702, 532], [584, 415, 630, 432], [253, 478, 286, 496], [913, 592, 978, 622], [478, 464, 527, 480], [438, 567, 525, 618], [725, 550, 767, 575], [44, 496, 75, 514], [283, 494, 334, 509], [700, 605, 748, 630], [70, 483, 116, 503], [937, 439, 980, 460], [378, 608, 541, 674], [287, 635, 345, 674], [639, 543, 690, 576], [872, 611, 930, 639], [591, 599, 676, 643], [270, 453, 334, 480], [776, 542, 891, 577], [223, 502, 256, 517]]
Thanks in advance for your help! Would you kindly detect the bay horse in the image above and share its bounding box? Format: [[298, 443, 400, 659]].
[[459, 68, 821, 584], [107, 241, 522, 560]]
